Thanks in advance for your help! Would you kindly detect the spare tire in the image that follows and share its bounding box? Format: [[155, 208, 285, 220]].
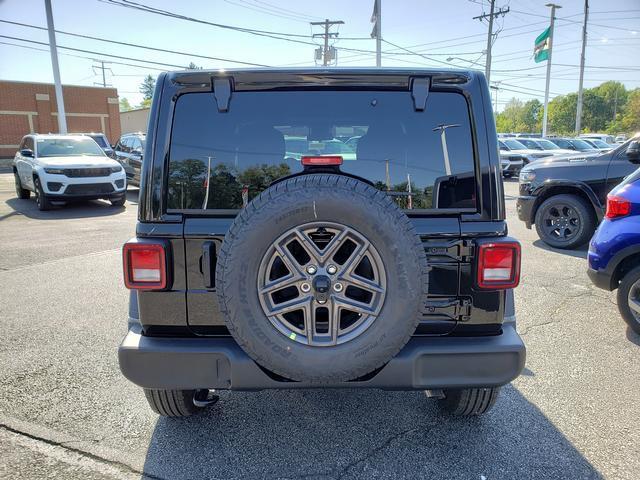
[[216, 174, 428, 382]]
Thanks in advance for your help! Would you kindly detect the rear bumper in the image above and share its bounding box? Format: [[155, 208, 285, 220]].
[[119, 322, 526, 391]]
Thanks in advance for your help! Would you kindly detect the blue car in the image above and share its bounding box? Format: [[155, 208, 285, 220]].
[[588, 167, 640, 333]]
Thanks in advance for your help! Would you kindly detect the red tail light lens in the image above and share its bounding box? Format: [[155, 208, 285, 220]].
[[605, 195, 631, 219], [477, 242, 521, 289], [301, 155, 343, 166], [123, 242, 167, 290]]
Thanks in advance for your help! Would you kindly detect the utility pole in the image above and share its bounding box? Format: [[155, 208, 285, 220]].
[[92, 61, 112, 87], [44, 0, 67, 133], [370, 0, 382, 67], [311, 19, 344, 66], [473, 1, 509, 84], [575, 0, 588, 134], [542, 3, 561, 137]]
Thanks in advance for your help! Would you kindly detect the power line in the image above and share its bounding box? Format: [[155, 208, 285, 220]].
[[0, 34, 191, 69], [223, 0, 320, 23], [0, 19, 270, 67]]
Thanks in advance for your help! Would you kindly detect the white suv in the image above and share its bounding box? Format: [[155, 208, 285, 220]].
[[13, 134, 127, 211]]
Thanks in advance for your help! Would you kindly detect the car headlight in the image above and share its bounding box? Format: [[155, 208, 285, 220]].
[[519, 170, 536, 182], [44, 168, 65, 175], [110, 165, 122, 173]]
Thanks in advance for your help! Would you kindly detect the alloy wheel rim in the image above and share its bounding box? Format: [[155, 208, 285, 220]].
[[542, 203, 581, 242], [257, 222, 387, 347]]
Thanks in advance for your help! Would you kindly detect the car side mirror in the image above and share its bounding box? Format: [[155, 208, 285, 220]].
[[20, 148, 33, 157], [627, 141, 640, 163]]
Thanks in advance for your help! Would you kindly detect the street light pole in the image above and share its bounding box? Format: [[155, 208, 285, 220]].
[[44, 0, 67, 134]]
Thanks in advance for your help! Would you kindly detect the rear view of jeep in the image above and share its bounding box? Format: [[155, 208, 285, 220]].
[[119, 69, 525, 417]]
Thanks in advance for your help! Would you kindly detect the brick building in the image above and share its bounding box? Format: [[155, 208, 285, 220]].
[[0, 80, 121, 157]]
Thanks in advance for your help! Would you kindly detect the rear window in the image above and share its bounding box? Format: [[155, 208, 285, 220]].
[[167, 90, 477, 212]]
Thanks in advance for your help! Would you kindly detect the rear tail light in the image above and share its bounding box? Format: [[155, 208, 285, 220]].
[[301, 155, 343, 166], [605, 195, 631, 219], [477, 241, 521, 289], [123, 242, 167, 290]]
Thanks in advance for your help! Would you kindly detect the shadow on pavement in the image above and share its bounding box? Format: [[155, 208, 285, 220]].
[[1, 189, 139, 221], [533, 239, 588, 260], [142, 386, 602, 479]]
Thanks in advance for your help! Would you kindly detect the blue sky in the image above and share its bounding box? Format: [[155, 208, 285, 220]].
[[1, 0, 639, 110]]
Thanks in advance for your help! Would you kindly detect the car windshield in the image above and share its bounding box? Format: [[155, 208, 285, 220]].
[[570, 139, 597, 150], [36, 138, 105, 157], [535, 139, 560, 150], [89, 135, 108, 148], [589, 139, 610, 148], [517, 139, 541, 150], [504, 139, 527, 150]]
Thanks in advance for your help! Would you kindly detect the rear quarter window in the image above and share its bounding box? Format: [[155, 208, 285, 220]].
[[166, 90, 477, 212]]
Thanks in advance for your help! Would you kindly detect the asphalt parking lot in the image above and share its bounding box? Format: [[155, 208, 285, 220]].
[[0, 172, 638, 479]]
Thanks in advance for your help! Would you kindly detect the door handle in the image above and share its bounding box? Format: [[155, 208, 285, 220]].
[[201, 241, 217, 288]]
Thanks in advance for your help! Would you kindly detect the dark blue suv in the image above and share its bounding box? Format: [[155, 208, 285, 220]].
[[588, 166, 640, 333]]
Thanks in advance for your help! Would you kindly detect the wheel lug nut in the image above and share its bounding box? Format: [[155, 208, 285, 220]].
[[333, 283, 344, 293], [300, 283, 311, 293], [306, 265, 317, 275], [327, 265, 337, 275]]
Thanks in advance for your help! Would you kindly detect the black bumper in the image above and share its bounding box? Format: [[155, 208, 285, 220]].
[[587, 267, 613, 291], [119, 323, 526, 391], [516, 195, 536, 228]]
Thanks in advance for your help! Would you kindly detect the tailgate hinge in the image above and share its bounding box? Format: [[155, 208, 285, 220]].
[[423, 239, 474, 262], [213, 77, 232, 112], [424, 298, 472, 322]]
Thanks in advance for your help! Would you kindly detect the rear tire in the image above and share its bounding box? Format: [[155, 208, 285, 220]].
[[617, 265, 640, 335], [34, 177, 51, 211], [143, 389, 203, 417], [439, 387, 500, 416], [14, 172, 30, 199], [534, 194, 595, 249]]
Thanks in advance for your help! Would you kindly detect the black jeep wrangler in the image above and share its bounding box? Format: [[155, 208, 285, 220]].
[[119, 68, 525, 417]]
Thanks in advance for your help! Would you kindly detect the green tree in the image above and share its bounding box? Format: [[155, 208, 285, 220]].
[[139, 75, 156, 101], [187, 62, 203, 69], [547, 93, 577, 134], [593, 81, 627, 128], [518, 99, 543, 133], [621, 88, 640, 133], [495, 98, 523, 133], [138, 98, 152, 109], [119, 97, 132, 112]]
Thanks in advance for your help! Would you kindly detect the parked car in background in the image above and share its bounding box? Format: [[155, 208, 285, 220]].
[[114, 132, 146, 187], [499, 139, 550, 167], [517, 135, 640, 249], [615, 134, 628, 144], [13, 134, 126, 211], [76, 132, 115, 158], [588, 165, 640, 333], [582, 138, 614, 152], [516, 137, 575, 156], [580, 133, 616, 145], [547, 137, 599, 153]]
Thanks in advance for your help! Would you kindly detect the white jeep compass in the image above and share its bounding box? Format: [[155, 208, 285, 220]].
[[13, 134, 127, 211]]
